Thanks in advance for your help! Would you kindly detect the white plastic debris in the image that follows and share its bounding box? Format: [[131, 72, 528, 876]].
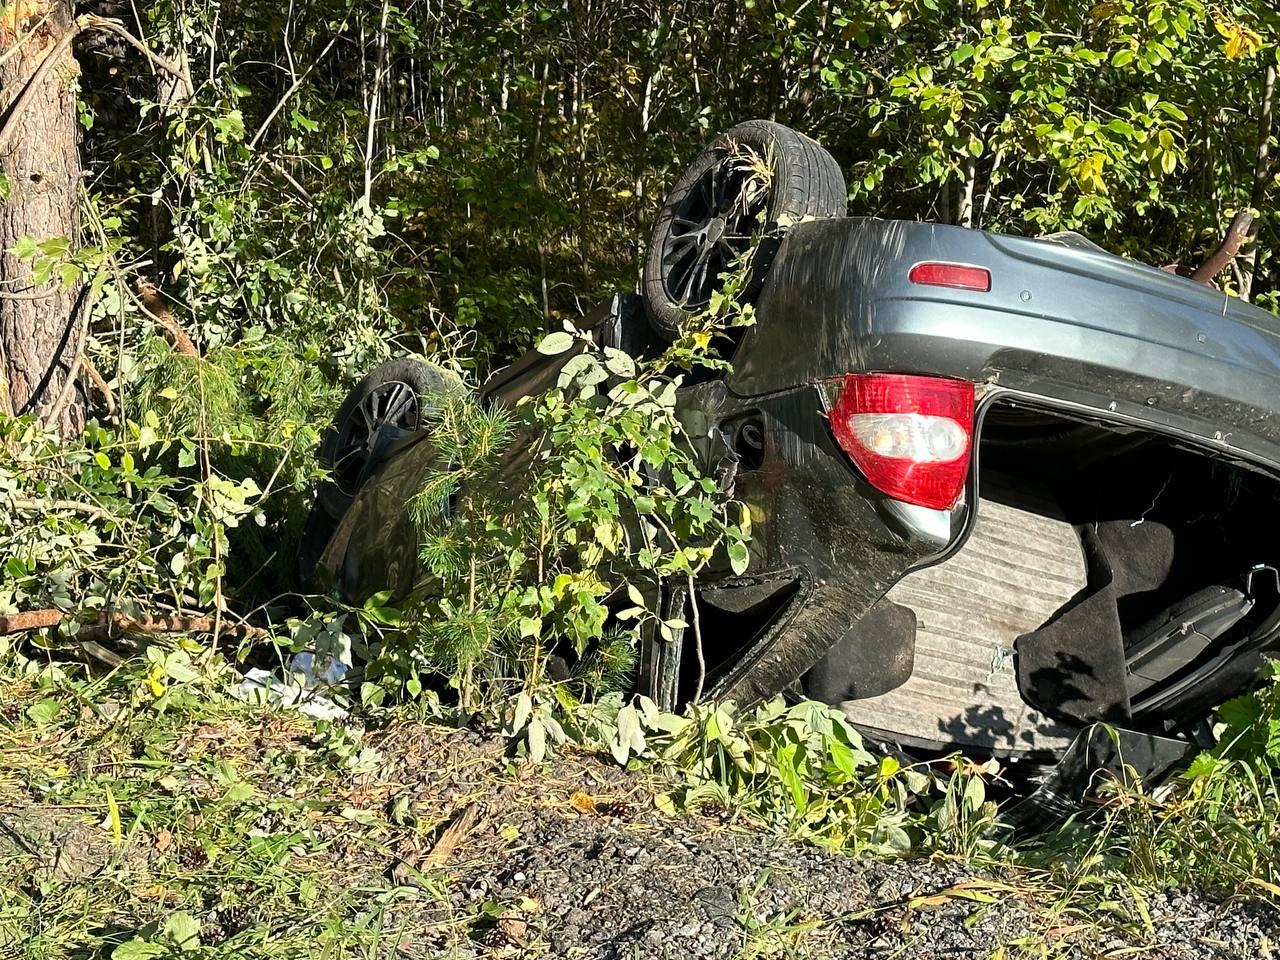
[[234, 654, 350, 720]]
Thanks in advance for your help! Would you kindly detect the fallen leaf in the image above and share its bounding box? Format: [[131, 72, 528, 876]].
[[389, 857, 421, 887], [155, 829, 173, 852], [570, 791, 597, 815], [496, 915, 528, 945]]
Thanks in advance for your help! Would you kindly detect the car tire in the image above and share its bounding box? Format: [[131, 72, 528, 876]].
[[642, 120, 846, 341], [316, 357, 462, 518]]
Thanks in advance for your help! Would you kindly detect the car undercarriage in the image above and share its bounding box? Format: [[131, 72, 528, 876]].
[[302, 120, 1280, 821]]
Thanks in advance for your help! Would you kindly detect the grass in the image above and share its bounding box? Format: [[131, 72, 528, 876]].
[[0, 652, 463, 957], [0, 642, 1276, 959]]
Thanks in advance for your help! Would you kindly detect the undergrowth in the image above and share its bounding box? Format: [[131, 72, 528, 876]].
[[1, 641, 1277, 957]]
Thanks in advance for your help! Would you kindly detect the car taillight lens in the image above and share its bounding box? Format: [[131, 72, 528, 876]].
[[827, 373, 975, 511], [908, 261, 991, 292]]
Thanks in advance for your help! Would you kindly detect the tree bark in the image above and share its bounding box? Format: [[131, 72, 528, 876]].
[[0, 0, 85, 435]]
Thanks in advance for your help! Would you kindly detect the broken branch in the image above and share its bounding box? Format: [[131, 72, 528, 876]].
[[78, 16, 188, 81], [1191, 210, 1255, 285], [422, 803, 482, 867], [0, 608, 269, 641], [9, 496, 111, 522], [133, 279, 199, 357]]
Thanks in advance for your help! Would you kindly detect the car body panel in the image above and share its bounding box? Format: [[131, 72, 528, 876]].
[[729, 218, 1280, 472]]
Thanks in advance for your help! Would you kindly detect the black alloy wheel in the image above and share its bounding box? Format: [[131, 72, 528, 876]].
[[329, 378, 420, 496], [661, 154, 764, 310]]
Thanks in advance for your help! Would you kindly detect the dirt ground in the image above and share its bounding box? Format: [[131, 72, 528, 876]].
[[3, 681, 1277, 959]]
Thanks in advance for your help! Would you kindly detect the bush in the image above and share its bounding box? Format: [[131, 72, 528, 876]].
[[363, 324, 752, 728]]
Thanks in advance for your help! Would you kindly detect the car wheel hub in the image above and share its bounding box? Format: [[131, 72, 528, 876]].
[[331, 380, 419, 494], [660, 157, 762, 309]]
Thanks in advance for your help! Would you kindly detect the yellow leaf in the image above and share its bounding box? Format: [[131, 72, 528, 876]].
[[1071, 153, 1108, 194], [570, 791, 598, 815], [1245, 877, 1280, 898], [653, 792, 676, 815], [1215, 16, 1261, 59], [105, 786, 123, 844]]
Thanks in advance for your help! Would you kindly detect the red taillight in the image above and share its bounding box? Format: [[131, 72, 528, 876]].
[[909, 261, 991, 292], [828, 373, 975, 511]]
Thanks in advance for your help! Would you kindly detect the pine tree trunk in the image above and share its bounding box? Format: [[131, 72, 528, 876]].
[[0, 0, 85, 435]]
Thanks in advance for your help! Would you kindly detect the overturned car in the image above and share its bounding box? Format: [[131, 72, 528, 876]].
[[301, 121, 1280, 820]]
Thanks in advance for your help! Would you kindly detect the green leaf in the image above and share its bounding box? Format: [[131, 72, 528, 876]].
[[112, 941, 166, 960], [25, 699, 61, 726], [511, 692, 532, 733], [557, 352, 607, 388], [223, 781, 253, 805], [727, 541, 749, 575], [161, 911, 201, 951], [602, 347, 635, 377], [163, 652, 200, 683], [362, 591, 401, 625], [527, 717, 547, 761], [1185, 752, 1224, 780], [12, 235, 38, 259], [1112, 48, 1136, 68], [776, 741, 807, 814], [537, 332, 575, 355], [962, 774, 986, 812]]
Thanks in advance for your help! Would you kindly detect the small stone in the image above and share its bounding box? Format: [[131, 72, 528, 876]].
[[695, 885, 736, 923]]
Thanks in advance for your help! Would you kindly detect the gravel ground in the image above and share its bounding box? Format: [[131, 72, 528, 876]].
[[362, 725, 1280, 959], [4, 704, 1276, 958]]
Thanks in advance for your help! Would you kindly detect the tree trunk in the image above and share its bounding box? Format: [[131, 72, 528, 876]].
[[0, 0, 85, 435]]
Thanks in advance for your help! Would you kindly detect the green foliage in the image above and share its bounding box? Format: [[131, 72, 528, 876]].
[[0, 414, 259, 622], [641, 698, 918, 855], [568, 693, 1009, 857], [73, 0, 1280, 393], [366, 327, 750, 717], [1036, 664, 1280, 898], [3, 0, 1271, 659], [2, 6, 1279, 903]]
